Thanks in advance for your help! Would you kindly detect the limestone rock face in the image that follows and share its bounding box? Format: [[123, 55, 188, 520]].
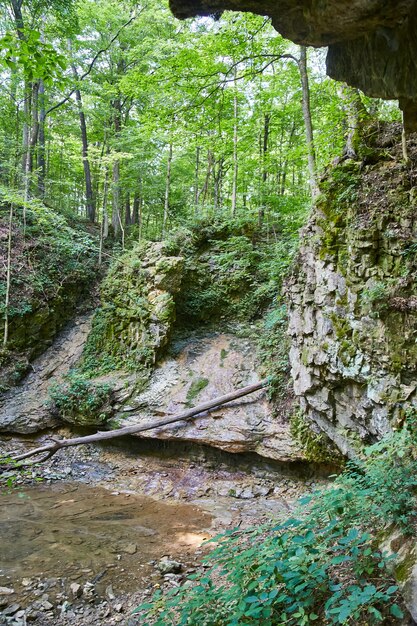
[[83, 242, 184, 374], [0, 315, 92, 433], [286, 125, 417, 456], [169, 0, 417, 130], [118, 331, 303, 462]]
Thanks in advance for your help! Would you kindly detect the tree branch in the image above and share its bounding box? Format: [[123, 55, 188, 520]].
[[46, 13, 138, 116]]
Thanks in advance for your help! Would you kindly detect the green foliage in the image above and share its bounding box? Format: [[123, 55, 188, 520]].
[[0, 456, 42, 492], [0, 27, 66, 83], [257, 304, 291, 401], [170, 208, 306, 325], [137, 429, 417, 625], [0, 190, 97, 320], [49, 372, 113, 426]]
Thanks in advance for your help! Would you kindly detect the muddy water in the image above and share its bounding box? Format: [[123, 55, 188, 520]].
[[0, 482, 211, 605]]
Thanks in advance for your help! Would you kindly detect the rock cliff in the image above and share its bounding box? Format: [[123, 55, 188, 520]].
[[287, 123, 417, 456]]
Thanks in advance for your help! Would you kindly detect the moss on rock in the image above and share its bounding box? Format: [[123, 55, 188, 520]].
[[81, 242, 184, 379], [287, 122, 417, 456]]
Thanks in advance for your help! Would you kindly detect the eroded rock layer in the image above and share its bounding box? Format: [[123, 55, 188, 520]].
[[287, 124, 417, 456]]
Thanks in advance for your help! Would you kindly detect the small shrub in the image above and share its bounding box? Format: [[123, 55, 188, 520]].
[[49, 373, 113, 426]]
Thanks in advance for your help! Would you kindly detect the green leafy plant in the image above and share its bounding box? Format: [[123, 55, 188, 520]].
[[49, 373, 113, 426], [136, 429, 417, 625]]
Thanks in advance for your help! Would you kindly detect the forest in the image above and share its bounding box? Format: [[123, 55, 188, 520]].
[[1, 0, 417, 625]]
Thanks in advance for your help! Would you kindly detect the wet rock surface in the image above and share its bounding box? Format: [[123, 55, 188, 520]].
[[0, 434, 324, 626]]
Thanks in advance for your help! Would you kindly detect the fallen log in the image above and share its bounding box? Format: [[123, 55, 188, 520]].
[[5, 379, 268, 465]]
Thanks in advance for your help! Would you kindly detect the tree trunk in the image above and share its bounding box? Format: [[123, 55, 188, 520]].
[[3, 204, 13, 348], [259, 112, 270, 226], [194, 145, 200, 214], [162, 142, 173, 237], [199, 149, 213, 207], [125, 192, 131, 226], [231, 70, 238, 216], [338, 84, 366, 159], [280, 122, 296, 195], [8, 380, 267, 465], [23, 81, 39, 209], [102, 165, 110, 239], [132, 190, 140, 225], [71, 63, 95, 222], [213, 157, 224, 211], [111, 97, 122, 235], [37, 79, 46, 198], [298, 46, 319, 198]]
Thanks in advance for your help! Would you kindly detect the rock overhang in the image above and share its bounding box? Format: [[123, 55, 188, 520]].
[[169, 0, 417, 131]]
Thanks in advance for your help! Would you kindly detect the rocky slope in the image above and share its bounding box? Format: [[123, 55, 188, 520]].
[[287, 123, 417, 456], [0, 315, 92, 433], [0, 197, 98, 392], [0, 222, 301, 463]]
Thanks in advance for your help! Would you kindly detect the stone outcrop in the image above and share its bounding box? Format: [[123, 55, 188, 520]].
[[286, 124, 417, 456], [169, 0, 417, 130], [0, 315, 92, 433], [82, 242, 184, 376], [117, 331, 303, 462]]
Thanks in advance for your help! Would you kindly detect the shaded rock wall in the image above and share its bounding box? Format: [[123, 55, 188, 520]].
[[81, 242, 184, 377], [0, 202, 98, 391], [287, 124, 417, 456], [0, 315, 92, 433]]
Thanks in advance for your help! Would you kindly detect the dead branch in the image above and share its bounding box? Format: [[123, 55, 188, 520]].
[[5, 380, 267, 466]]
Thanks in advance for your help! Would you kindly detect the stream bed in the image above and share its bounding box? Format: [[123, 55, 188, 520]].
[[0, 436, 325, 626], [0, 326, 329, 625]]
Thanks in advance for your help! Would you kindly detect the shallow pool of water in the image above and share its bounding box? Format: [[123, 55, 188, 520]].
[[0, 482, 212, 597]]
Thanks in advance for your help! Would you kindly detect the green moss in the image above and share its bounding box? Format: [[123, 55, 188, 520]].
[[80, 242, 182, 377], [330, 313, 352, 341], [49, 373, 113, 426], [186, 377, 209, 406], [395, 551, 415, 584], [290, 409, 342, 464], [316, 164, 360, 263]]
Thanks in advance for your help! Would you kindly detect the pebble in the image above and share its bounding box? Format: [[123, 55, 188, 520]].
[[70, 582, 82, 598], [105, 585, 115, 601], [0, 588, 15, 596], [120, 543, 137, 555], [157, 557, 182, 575], [2, 603, 20, 616]]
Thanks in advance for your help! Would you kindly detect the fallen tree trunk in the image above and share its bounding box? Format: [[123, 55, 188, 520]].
[[5, 379, 267, 465]]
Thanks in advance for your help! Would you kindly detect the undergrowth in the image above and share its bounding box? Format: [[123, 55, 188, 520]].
[[0, 187, 97, 321], [49, 372, 113, 426], [136, 424, 417, 625], [167, 204, 306, 325]]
